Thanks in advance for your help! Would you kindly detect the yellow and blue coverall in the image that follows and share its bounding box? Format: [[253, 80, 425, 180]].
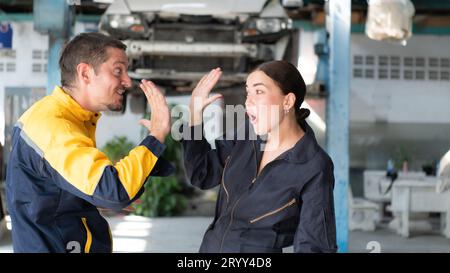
[[6, 86, 174, 252]]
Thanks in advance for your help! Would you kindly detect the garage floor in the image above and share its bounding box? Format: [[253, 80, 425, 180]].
[[1, 214, 450, 253]]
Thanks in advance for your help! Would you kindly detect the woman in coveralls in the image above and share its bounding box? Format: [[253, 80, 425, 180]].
[[181, 60, 337, 253]]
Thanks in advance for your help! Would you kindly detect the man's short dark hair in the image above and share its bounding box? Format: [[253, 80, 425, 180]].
[[59, 32, 127, 87]]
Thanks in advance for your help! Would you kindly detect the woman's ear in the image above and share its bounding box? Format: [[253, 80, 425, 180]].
[[76, 63, 92, 85], [284, 92, 297, 111]]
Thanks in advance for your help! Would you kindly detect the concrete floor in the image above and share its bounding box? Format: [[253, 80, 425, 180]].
[[1, 215, 450, 253], [350, 228, 450, 253]]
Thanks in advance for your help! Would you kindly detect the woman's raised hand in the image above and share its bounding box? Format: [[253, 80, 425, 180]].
[[189, 68, 223, 126]]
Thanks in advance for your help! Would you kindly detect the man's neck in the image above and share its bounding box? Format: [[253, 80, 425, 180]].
[[62, 86, 94, 112]]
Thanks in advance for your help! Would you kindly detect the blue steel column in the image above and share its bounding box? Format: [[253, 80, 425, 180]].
[[326, 0, 351, 252], [33, 0, 73, 95], [47, 35, 66, 94]]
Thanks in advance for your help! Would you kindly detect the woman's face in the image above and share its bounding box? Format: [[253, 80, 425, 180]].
[[245, 70, 287, 135]]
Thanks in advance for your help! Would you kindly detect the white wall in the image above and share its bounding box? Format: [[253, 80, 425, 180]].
[[0, 22, 48, 145], [296, 31, 450, 125], [350, 34, 450, 168], [351, 34, 450, 124], [295, 30, 450, 168]]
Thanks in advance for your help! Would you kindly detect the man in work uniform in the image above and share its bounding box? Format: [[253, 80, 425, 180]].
[[5, 32, 174, 253]]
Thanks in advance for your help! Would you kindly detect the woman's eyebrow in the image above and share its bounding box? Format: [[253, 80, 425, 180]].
[[245, 82, 266, 88]]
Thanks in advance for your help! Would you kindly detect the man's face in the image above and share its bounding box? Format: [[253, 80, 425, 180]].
[[87, 47, 132, 112]]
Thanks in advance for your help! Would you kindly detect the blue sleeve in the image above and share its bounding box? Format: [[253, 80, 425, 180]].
[[180, 123, 235, 190]]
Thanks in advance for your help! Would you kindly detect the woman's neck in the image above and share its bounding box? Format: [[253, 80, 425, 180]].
[[265, 116, 304, 152]]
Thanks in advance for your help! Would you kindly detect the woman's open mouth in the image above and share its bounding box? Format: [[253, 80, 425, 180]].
[[247, 112, 258, 124]]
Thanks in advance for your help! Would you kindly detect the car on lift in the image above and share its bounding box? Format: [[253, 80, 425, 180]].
[[98, 0, 296, 96]]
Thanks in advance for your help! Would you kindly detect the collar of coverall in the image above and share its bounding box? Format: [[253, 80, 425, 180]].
[[52, 86, 102, 123]]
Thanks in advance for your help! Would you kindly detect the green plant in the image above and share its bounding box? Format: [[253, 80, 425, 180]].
[[101, 136, 135, 163], [100, 131, 187, 217], [132, 104, 188, 217], [391, 145, 412, 170], [133, 175, 187, 217]]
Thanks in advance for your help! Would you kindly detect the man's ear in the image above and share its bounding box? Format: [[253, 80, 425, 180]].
[[284, 92, 297, 110], [76, 63, 92, 85]]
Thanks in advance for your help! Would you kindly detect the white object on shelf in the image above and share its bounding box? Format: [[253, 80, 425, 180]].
[[365, 0, 415, 45]]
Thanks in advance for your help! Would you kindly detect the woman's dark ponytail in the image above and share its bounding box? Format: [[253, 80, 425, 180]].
[[295, 108, 310, 124]]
